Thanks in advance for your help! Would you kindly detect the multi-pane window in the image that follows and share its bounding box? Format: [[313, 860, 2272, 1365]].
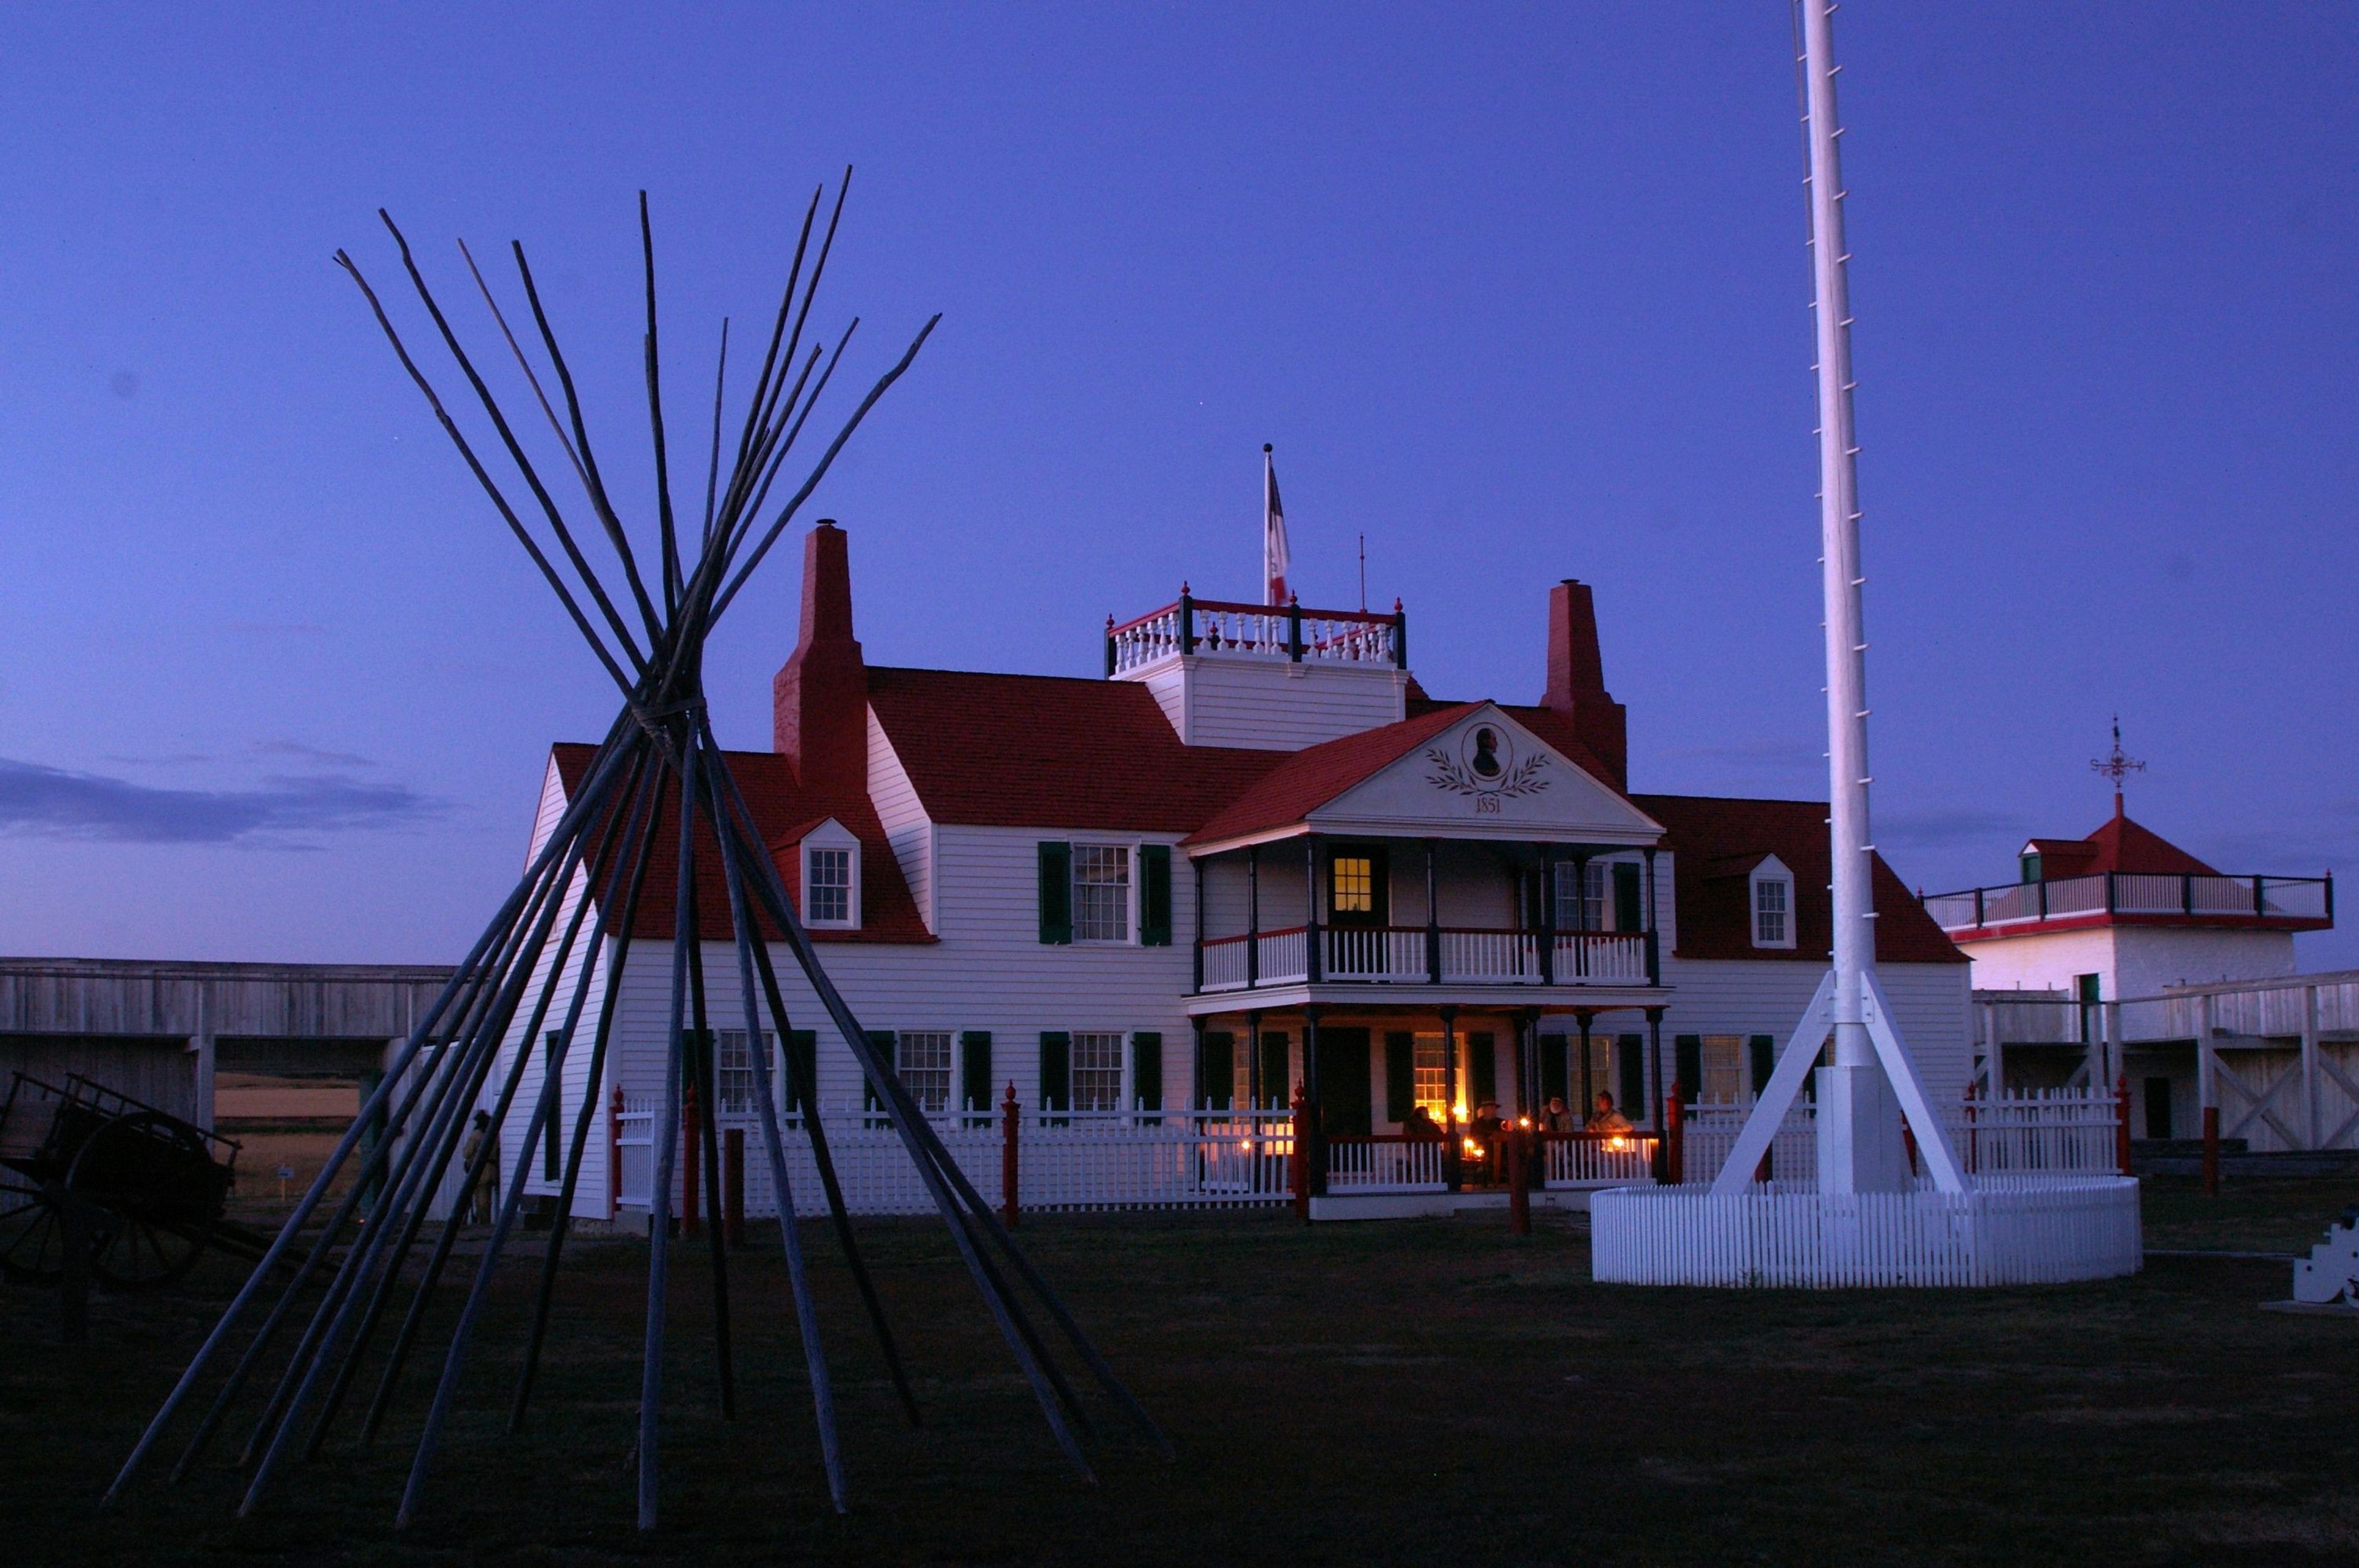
[[1331, 855, 1374, 917], [715, 1029, 770, 1115], [1753, 876, 1789, 946], [1413, 1034, 1450, 1118], [1071, 1032, 1124, 1112], [1554, 861, 1610, 930], [1701, 1036, 1745, 1104], [807, 847, 853, 924], [896, 1031, 952, 1115], [1072, 845, 1131, 943]]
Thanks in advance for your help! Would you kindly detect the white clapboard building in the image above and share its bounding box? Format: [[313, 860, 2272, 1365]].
[[498, 522, 1974, 1219]]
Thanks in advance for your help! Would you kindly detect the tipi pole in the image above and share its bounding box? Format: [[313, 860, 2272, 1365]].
[[681, 867, 738, 1421]]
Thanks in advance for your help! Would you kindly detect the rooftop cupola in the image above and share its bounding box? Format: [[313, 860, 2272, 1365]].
[[772, 520, 869, 798]]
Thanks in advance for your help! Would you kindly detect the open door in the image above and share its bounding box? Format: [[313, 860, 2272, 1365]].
[[1316, 1027, 1372, 1139]]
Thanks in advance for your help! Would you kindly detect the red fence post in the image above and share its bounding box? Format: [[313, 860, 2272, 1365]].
[[1001, 1080, 1020, 1229], [1508, 1122, 1532, 1236], [1664, 1083, 1684, 1185], [1290, 1084, 1311, 1222], [681, 1080, 702, 1236], [724, 1126, 745, 1247], [2202, 1104, 2220, 1198], [608, 1085, 623, 1220], [2114, 1075, 2133, 1177]]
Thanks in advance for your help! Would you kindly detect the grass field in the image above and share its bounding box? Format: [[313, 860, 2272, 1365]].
[[4, 1176, 2357, 1566]]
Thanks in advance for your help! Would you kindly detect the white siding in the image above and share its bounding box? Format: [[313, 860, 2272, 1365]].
[[867, 709, 936, 933], [1116, 656, 1406, 751]]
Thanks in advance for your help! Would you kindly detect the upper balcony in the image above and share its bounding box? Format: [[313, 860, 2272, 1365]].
[[1923, 872, 2333, 940], [1108, 591, 1406, 676]]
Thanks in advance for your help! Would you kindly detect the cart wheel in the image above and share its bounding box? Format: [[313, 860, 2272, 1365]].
[[68, 1113, 211, 1293], [0, 1177, 65, 1285]]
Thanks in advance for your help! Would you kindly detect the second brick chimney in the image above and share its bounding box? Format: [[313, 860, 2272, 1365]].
[[772, 521, 868, 799], [1541, 579, 1628, 789]]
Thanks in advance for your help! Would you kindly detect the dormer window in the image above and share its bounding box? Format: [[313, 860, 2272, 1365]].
[[2019, 851, 2043, 884], [799, 819, 861, 929], [1750, 856, 1795, 950]]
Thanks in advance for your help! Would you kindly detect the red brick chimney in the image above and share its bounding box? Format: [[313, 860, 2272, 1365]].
[[1541, 579, 1627, 788], [772, 521, 867, 799]]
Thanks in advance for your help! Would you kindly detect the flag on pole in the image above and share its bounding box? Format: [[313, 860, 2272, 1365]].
[[1263, 443, 1290, 607]]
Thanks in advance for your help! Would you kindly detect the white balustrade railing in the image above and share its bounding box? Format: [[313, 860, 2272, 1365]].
[[1927, 872, 2330, 931], [1543, 1133, 1659, 1185], [1675, 1089, 2121, 1187], [1107, 596, 1403, 674], [1439, 928, 1539, 983], [1201, 935, 1250, 991], [1324, 1136, 1446, 1191], [1255, 927, 1309, 985], [1322, 926, 1425, 981], [1555, 932, 1649, 983]]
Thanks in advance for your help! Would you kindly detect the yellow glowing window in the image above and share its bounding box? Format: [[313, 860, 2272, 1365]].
[[1331, 856, 1375, 916]]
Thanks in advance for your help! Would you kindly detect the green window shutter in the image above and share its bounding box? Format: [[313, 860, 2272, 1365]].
[[1468, 1031, 1498, 1110], [1038, 841, 1073, 945], [960, 1031, 994, 1118], [1139, 844, 1173, 946], [1675, 1035, 1702, 1103], [543, 1031, 563, 1180], [864, 1030, 896, 1114], [784, 1030, 817, 1115], [1616, 1033, 1645, 1116], [1130, 1032, 1163, 1116], [1197, 1031, 1234, 1111], [1039, 1031, 1071, 1117], [1540, 1032, 1568, 1108], [1259, 1031, 1290, 1109], [1613, 863, 1643, 933], [1748, 1034, 1775, 1098], [1384, 1031, 1415, 1123]]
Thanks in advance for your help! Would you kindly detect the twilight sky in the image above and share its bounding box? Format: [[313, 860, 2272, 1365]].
[[2, 4, 2353, 973]]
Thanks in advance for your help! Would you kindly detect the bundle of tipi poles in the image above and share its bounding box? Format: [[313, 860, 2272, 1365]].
[[106, 179, 1168, 1531]]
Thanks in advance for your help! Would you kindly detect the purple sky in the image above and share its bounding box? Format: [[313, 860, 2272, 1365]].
[[2, 4, 2353, 972]]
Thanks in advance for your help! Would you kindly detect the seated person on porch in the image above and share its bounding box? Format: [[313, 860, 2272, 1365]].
[[1586, 1092, 1633, 1135], [1541, 1095, 1576, 1133], [1469, 1100, 1504, 1182], [1402, 1104, 1444, 1140]]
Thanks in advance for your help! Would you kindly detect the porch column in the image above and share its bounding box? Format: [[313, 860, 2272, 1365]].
[[1646, 1005, 1667, 1181], [1576, 1010, 1595, 1117], [1246, 1009, 1264, 1112], [1424, 840, 1442, 985], [1246, 846, 1261, 989], [1304, 835, 1323, 983], [1304, 1004, 1326, 1195], [1191, 1015, 1208, 1112], [1536, 844, 1556, 985], [1193, 857, 1207, 993], [1641, 848, 1661, 986], [1440, 1005, 1461, 1190]]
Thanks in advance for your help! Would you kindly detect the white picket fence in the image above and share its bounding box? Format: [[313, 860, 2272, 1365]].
[[1592, 1176, 2143, 1287], [612, 1099, 1297, 1217], [1676, 1088, 2120, 1187]]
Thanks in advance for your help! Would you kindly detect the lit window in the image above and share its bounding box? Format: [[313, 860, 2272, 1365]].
[[1753, 875, 1790, 947], [1331, 856, 1374, 916], [1071, 1032, 1124, 1112], [1414, 1034, 1450, 1118], [1073, 846, 1131, 943], [715, 1029, 771, 1115], [807, 848, 853, 924], [896, 1031, 952, 1115], [1701, 1036, 1745, 1104]]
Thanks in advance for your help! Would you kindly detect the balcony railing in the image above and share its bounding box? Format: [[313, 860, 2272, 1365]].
[[1108, 590, 1406, 675], [1196, 926, 1655, 993], [1923, 872, 2333, 935]]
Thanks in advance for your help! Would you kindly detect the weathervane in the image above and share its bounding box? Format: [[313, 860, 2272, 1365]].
[[2091, 715, 2145, 817]]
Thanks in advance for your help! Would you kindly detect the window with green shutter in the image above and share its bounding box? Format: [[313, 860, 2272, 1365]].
[[1258, 1031, 1289, 1110], [1613, 862, 1643, 933], [1130, 1031, 1162, 1121], [784, 1030, 817, 1117], [960, 1031, 993, 1123], [1037, 841, 1073, 944], [1384, 1031, 1415, 1124], [1616, 1033, 1645, 1118], [1675, 1035, 1702, 1103], [1468, 1031, 1497, 1112], [1039, 1031, 1071, 1123], [1197, 1031, 1234, 1111], [1139, 845, 1172, 946], [863, 1030, 894, 1120], [1748, 1034, 1775, 1098]]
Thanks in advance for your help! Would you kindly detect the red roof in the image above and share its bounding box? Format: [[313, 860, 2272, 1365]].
[[2067, 811, 2218, 877], [864, 666, 1283, 832], [549, 744, 935, 945], [1183, 704, 1479, 846], [1633, 793, 1965, 965]]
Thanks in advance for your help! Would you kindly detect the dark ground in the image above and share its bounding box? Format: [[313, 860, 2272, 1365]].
[[5, 1176, 2357, 1566]]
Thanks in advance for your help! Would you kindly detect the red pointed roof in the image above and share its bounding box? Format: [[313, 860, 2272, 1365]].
[[1181, 704, 1480, 847], [2071, 809, 2218, 876], [549, 744, 936, 945]]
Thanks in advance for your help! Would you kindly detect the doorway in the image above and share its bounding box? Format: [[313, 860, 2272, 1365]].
[[1316, 1027, 1372, 1138]]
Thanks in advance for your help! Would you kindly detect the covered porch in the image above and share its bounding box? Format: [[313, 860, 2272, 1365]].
[[1184, 999, 1670, 1213]]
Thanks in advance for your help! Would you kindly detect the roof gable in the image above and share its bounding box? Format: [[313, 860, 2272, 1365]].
[[1311, 705, 1662, 844]]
